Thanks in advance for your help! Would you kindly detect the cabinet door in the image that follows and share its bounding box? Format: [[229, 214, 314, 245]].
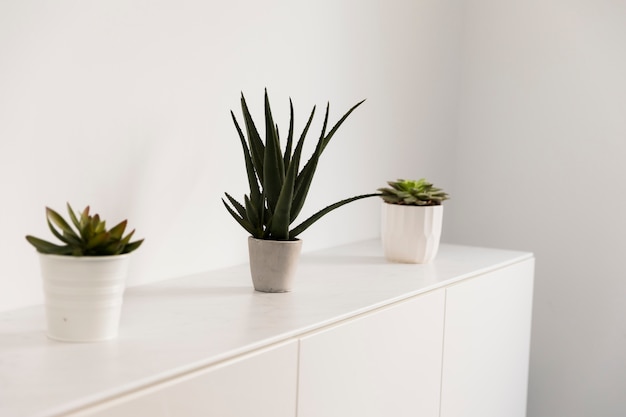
[[440, 259, 534, 417], [71, 340, 298, 417], [297, 289, 445, 417]]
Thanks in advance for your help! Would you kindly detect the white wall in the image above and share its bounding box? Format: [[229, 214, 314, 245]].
[[448, 1, 626, 416], [0, 0, 462, 312]]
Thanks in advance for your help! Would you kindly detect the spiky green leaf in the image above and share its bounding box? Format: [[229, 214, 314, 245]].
[[46, 207, 78, 239], [123, 239, 144, 254], [288, 106, 317, 220], [45, 217, 78, 246], [120, 229, 135, 246], [231, 111, 261, 203], [269, 153, 299, 240], [283, 99, 295, 169], [240, 93, 265, 184], [320, 99, 366, 153], [244, 195, 261, 232], [262, 90, 285, 212], [289, 193, 379, 238], [222, 198, 258, 237], [25, 235, 73, 255], [109, 220, 127, 241], [94, 216, 105, 234], [86, 231, 110, 250], [67, 203, 81, 231], [224, 192, 247, 219]]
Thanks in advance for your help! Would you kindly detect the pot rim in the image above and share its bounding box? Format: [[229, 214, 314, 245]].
[[248, 236, 302, 244], [382, 202, 444, 208], [36, 252, 132, 261]]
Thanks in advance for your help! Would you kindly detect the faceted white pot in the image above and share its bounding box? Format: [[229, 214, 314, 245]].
[[381, 203, 444, 264], [248, 237, 303, 293], [38, 253, 131, 342]]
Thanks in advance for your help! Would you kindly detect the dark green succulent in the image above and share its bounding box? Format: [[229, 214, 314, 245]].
[[26, 203, 144, 256], [378, 179, 449, 206], [223, 90, 378, 241]]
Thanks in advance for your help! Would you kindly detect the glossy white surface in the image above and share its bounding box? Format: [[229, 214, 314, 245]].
[[440, 259, 535, 417], [0, 240, 531, 417], [74, 341, 298, 417], [298, 289, 445, 417]]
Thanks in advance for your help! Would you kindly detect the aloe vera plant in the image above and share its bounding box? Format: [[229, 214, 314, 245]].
[[223, 90, 378, 241], [26, 204, 144, 256], [378, 179, 449, 206]]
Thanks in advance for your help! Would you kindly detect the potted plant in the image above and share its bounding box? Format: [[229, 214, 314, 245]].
[[378, 178, 449, 263], [26, 204, 143, 342], [223, 90, 378, 292]]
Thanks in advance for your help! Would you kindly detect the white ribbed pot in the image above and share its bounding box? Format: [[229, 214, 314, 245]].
[[248, 237, 303, 293], [381, 202, 444, 264], [38, 253, 131, 342]]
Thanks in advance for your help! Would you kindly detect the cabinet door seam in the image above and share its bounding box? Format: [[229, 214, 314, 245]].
[[438, 289, 449, 417]]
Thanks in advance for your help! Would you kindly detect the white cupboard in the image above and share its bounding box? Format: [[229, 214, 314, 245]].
[[0, 241, 534, 417], [440, 259, 535, 417], [72, 341, 299, 417], [298, 290, 445, 417]]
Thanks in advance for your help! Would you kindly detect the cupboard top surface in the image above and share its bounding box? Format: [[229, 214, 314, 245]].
[[0, 240, 532, 417]]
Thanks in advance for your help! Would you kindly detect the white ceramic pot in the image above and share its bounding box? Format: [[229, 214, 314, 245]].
[[381, 202, 443, 264], [248, 237, 303, 293], [38, 253, 131, 342]]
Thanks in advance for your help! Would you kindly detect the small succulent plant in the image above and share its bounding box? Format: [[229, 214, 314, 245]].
[[223, 90, 378, 241], [378, 179, 449, 206], [26, 203, 144, 256]]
